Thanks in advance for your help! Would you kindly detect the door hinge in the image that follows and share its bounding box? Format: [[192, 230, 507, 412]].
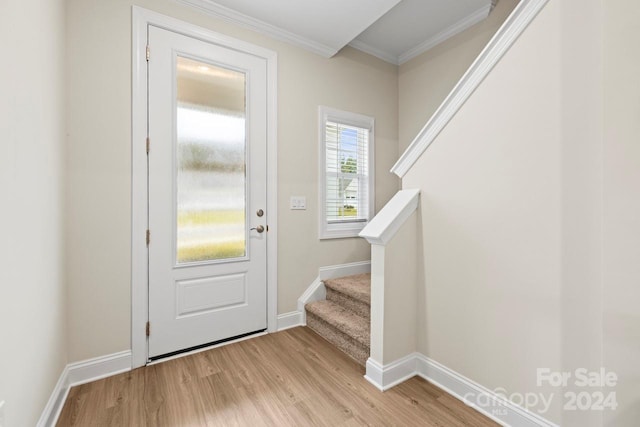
[[146, 321, 151, 337], [146, 45, 150, 61], [146, 229, 150, 246], [146, 137, 150, 154]]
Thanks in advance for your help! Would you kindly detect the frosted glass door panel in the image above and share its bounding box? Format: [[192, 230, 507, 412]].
[[176, 56, 247, 263]]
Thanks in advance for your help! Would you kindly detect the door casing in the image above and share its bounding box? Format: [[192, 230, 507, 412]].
[[131, 6, 278, 368]]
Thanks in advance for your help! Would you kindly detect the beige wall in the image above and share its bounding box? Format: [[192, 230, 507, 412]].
[[400, 0, 640, 424], [602, 0, 640, 425], [404, 1, 563, 421], [558, 1, 606, 425], [398, 0, 519, 152], [0, 0, 68, 425], [65, 0, 399, 361]]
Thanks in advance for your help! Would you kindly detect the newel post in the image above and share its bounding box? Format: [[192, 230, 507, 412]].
[[359, 189, 420, 390]]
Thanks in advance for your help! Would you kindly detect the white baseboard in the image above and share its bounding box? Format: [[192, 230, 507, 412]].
[[417, 355, 558, 427], [38, 351, 132, 427], [277, 311, 304, 331], [66, 350, 132, 387], [37, 364, 71, 427], [364, 353, 558, 427], [364, 354, 419, 391]]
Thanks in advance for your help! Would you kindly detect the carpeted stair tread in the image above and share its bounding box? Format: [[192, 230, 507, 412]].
[[323, 273, 371, 306], [305, 300, 370, 348]]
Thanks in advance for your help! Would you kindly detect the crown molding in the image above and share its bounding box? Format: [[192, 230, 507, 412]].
[[398, 3, 492, 65], [174, 0, 337, 57], [348, 39, 400, 65], [178, 0, 496, 67], [349, 3, 493, 66]]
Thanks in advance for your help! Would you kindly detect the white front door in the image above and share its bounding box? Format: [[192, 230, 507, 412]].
[[147, 25, 268, 359]]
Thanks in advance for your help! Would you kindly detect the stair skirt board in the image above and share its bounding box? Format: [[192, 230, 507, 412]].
[[306, 312, 369, 366]]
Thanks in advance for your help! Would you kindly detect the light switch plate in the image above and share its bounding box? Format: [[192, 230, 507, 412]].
[[290, 196, 306, 210], [0, 400, 5, 427]]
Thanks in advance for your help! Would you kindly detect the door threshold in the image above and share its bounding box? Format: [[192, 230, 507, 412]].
[[147, 329, 267, 366]]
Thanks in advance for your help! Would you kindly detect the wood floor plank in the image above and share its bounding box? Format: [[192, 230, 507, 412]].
[[57, 327, 498, 426]]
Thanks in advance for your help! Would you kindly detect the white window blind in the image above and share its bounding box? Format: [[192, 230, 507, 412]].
[[325, 121, 369, 222], [319, 107, 374, 239]]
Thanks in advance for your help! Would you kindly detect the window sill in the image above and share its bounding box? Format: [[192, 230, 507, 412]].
[[319, 223, 368, 240]]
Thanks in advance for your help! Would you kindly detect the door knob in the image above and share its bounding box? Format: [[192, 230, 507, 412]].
[[250, 225, 265, 233]]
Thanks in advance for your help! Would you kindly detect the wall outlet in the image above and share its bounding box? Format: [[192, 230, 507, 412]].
[[0, 400, 5, 427], [290, 196, 306, 210]]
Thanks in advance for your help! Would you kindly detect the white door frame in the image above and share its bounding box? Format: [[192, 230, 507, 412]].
[[131, 6, 278, 369]]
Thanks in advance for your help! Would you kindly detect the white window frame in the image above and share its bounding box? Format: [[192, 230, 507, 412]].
[[318, 106, 375, 239]]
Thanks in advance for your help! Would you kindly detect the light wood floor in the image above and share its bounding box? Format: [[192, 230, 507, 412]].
[[57, 327, 497, 426]]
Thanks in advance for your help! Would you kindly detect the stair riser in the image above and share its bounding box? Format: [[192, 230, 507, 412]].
[[326, 288, 370, 319], [306, 313, 369, 366]]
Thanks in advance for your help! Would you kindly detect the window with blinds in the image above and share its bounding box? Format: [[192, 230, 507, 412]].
[[319, 106, 374, 239]]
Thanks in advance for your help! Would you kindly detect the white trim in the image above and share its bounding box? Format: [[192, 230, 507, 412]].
[[131, 5, 150, 371], [364, 354, 418, 392], [318, 106, 376, 240], [359, 189, 420, 246], [66, 351, 132, 387], [173, 0, 337, 58], [266, 42, 279, 334], [391, 0, 550, 178], [348, 39, 400, 65], [37, 366, 69, 427], [277, 311, 304, 331], [38, 351, 132, 427], [416, 355, 559, 427], [131, 6, 278, 368], [297, 261, 371, 323], [363, 353, 558, 427], [319, 260, 371, 281], [297, 277, 325, 319], [398, 4, 492, 65]]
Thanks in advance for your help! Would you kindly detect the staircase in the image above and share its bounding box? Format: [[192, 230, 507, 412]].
[[305, 273, 371, 366]]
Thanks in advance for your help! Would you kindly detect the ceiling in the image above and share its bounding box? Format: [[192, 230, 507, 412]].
[[175, 0, 494, 65]]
